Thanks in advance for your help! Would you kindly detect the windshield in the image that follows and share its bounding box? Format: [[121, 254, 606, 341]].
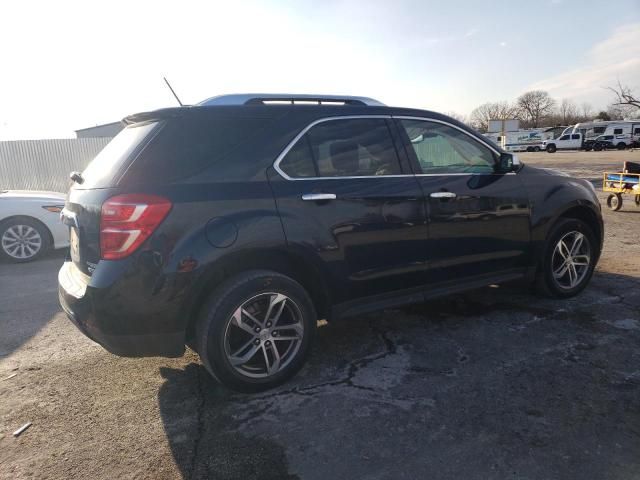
[[78, 122, 158, 189]]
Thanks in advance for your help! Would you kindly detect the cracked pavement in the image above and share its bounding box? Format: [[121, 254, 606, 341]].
[[1, 150, 640, 479]]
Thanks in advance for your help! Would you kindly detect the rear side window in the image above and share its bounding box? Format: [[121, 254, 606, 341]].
[[614, 128, 623, 135], [278, 118, 401, 178], [124, 115, 274, 184], [79, 122, 157, 189], [571, 134, 580, 140]]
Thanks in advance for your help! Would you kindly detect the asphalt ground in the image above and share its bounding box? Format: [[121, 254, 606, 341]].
[[1, 149, 639, 479]]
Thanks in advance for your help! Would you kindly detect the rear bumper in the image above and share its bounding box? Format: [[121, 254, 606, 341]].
[[58, 260, 185, 357]]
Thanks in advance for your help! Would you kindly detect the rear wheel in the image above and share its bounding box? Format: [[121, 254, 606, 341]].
[[617, 142, 626, 150], [607, 193, 623, 211], [536, 218, 597, 298], [533, 146, 541, 152], [195, 270, 316, 392], [634, 195, 640, 207], [0, 217, 50, 263], [546, 144, 557, 153]]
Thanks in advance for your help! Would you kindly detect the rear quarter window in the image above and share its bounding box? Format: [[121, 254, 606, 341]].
[[123, 115, 274, 185], [78, 122, 157, 189]]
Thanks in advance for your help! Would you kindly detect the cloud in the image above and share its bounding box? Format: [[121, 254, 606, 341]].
[[528, 22, 640, 105], [499, 42, 507, 47]]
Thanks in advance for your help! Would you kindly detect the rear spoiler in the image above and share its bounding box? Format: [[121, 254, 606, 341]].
[[122, 107, 188, 125]]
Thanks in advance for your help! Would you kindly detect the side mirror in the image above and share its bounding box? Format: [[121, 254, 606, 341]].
[[498, 153, 520, 172]]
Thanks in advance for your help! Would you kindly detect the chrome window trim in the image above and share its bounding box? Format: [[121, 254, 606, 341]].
[[272, 115, 510, 181]]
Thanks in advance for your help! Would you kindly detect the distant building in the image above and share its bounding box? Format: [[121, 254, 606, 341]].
[[75, 121, 123, 138]]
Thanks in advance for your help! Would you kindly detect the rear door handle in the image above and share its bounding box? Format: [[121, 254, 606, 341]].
[[429, 192, 457, 199], [302, 193, 337, 201]]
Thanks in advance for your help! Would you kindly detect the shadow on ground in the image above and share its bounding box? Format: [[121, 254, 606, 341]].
[[158, 272, 640, 480], [0, 250, 66, 357]]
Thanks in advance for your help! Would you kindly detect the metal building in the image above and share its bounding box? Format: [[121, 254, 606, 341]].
[[75, 121, 123, 138]]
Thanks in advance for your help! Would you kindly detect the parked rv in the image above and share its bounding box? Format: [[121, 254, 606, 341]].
[[485, 128, 554, 152], [600, 122, 640, 150], [565, 120, 640, 150]]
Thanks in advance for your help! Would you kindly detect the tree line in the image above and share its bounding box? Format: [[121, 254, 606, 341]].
[[456, 83, 640, 132]]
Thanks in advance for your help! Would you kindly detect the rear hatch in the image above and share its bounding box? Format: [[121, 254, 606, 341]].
[[63, 121, 160, 275]]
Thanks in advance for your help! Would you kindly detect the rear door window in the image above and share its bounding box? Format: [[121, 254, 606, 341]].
[[571, 134, 581, 140], [278, 118, 401, 178], [79, 122, 157, 189]]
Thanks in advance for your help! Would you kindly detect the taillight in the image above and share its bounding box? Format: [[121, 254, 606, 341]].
[[100, 194, 172, 260]]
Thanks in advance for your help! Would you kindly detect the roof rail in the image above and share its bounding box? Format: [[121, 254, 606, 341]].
[[198, 93, 385, 107]]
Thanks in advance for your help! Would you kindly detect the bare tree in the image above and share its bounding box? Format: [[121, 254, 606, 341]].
[[606, 102, 638, 120], [580, 102, 593, 120], [607, 80, 640, 109], [559, 98, 578, 124], [469, 101, 518, 132], [516, 90, 556, 128]]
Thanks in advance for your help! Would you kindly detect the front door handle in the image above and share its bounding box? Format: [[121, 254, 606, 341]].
[[429, 191, 457, 199], [302, 193, 337, 201]]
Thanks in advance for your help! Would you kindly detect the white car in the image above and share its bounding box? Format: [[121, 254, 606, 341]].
[[0, 190, 69, 262]]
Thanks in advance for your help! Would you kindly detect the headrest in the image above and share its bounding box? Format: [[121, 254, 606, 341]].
[[330, 140, 359, 174]]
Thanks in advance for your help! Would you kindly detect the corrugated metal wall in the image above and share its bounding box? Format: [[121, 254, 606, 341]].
[[0, 138, 111, 193]]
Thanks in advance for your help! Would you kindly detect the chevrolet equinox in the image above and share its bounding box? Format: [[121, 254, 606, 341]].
[[58, 94, 603, 392]]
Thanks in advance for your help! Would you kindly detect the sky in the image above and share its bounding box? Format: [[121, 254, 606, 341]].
[[0, 0, 638, 139]]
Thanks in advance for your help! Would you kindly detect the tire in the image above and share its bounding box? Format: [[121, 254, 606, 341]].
[[546, 144, 557, 153], [635, 195, 640, 207], [593, 144, 602, 151], [533, 146, 541, 152], [0, 217, 50, 263], [606, 193, 623, 211], [195, 270, 317, 392], [526, 147, 533, 152], [617, 142, 626, 150], [535, 218, 598, 299]]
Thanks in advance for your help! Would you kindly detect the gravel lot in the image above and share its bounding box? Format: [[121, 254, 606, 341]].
[[1, 150, 639, 480]]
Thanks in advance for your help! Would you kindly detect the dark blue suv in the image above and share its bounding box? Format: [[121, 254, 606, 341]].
[[59, 94, 603, 391]]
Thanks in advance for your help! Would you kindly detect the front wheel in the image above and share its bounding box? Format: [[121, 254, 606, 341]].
[[617, 142, 626, 150], [195, 270, 316, 392], [536, 219, 597, 298]]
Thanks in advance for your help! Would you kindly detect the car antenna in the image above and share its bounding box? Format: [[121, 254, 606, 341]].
[[163, 76, 183, 106]]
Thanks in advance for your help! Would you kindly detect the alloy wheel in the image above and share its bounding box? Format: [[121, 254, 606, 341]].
[[223, 292, 304, 378], [551, 231, 591, 289], [1, 224, 42, 260]]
